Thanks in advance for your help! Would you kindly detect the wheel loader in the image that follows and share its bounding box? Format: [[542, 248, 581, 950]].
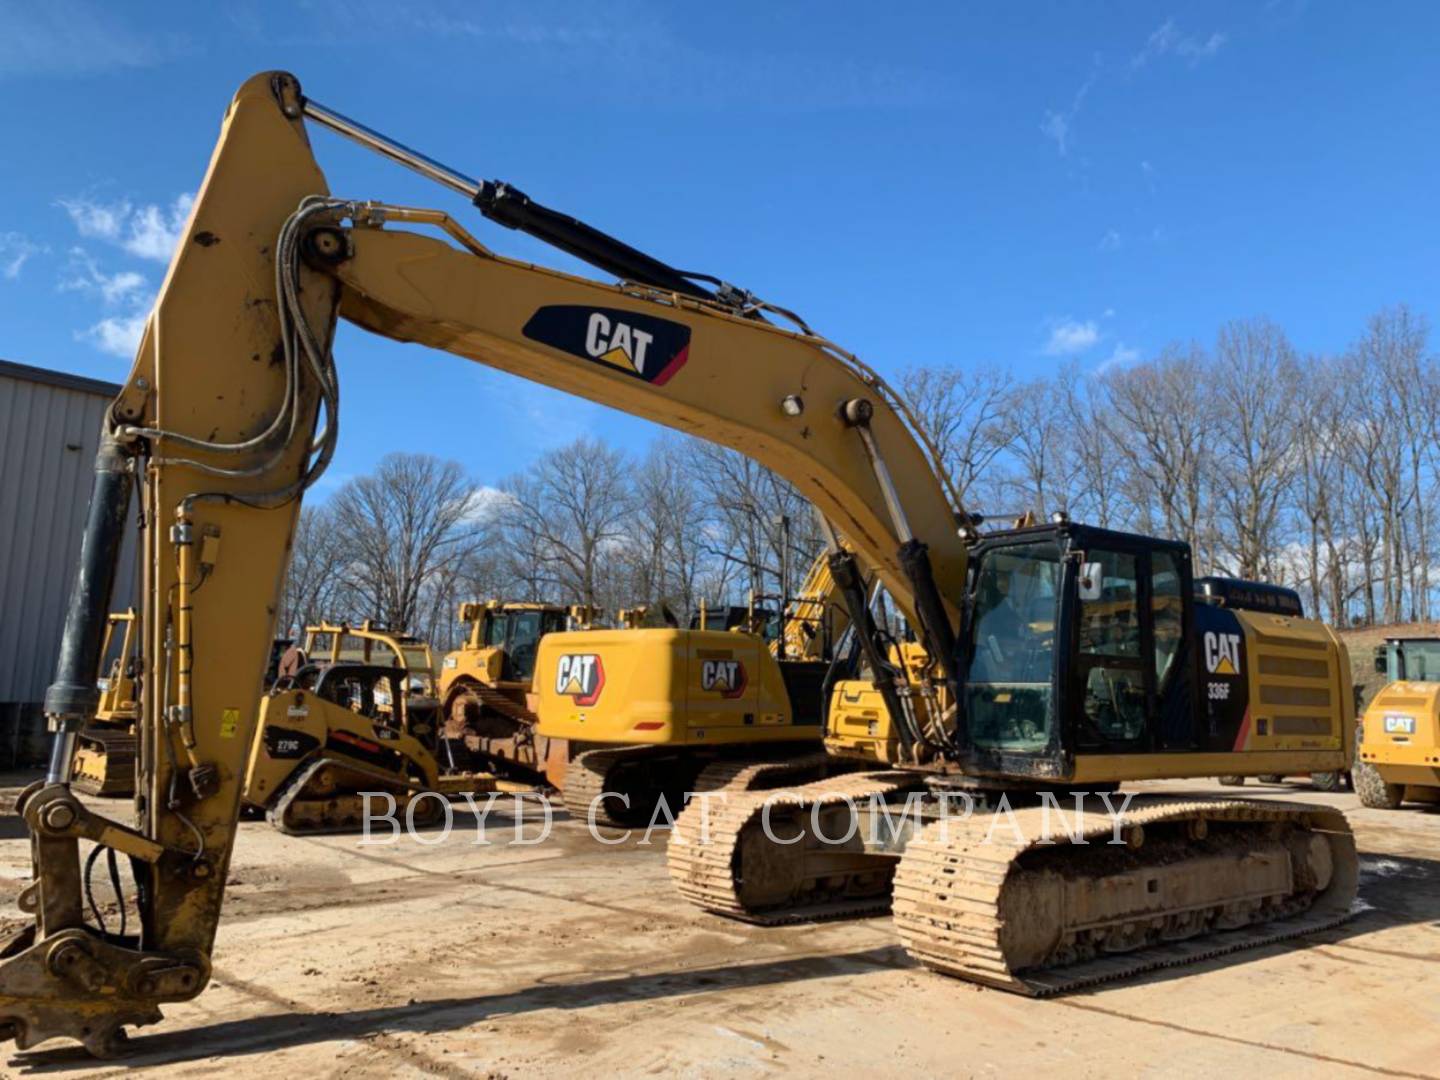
[[437, 600, 596, 787], [0, 72, 1358, 1055], [1352, 634, 1440, 809]]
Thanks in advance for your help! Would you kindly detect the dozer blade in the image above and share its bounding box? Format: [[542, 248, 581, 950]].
[[892, 796, 1358, 995]]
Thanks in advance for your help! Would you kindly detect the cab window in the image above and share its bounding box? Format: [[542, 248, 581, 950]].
[[1076, 550, 1146, 742], [1151, 552, 1184, 688], [965, 542, 1061, 752], [508, 612, 545, 680], [483, 613, 506, 648]]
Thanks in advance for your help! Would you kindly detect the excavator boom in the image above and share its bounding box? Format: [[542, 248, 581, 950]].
[[0, 71, 967, 1053]]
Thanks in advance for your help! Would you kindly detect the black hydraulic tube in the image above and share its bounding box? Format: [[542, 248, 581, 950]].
[[896, 537, 964, 752], [827, 551, 918, 756], [43, 428, 133, 783], [299, 93, 721, 302], [472, 181, 716, 300]]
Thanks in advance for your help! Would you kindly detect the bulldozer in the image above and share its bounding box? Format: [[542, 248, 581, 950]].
[[68, 611, 139, 797], [437, 600, 597, 787], [1352, 634, 1440, 809], [0, 72, 1358, 1054]]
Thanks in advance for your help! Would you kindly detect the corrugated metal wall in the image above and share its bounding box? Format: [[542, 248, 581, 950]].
[[0, 359, 138, 765]]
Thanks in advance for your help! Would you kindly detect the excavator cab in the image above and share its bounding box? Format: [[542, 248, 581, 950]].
[[957, 520, 1350, 785], [960, 521, 1192, 780]]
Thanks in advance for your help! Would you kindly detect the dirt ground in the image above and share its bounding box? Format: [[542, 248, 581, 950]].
[[0, 776, 1437, 1079]]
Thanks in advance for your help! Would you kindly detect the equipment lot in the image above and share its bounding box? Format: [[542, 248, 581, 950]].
[[1, 776, 1437, 1078]]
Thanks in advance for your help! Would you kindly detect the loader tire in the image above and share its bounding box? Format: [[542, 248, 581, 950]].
[[1352, 759, 1404, 809], [1217, 775, 1244, 786], [1258, 774, 1285, 784], [1309, 770, 1344, 793]]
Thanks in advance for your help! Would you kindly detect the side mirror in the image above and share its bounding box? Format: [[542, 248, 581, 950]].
[[1373, 646, 1387, 675], [1079, 562, 1104, 602]]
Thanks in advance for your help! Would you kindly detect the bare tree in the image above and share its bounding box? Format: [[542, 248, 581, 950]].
[[901, 365, 1012, 507], [1211, 318, 1300, 579], [1100, 345, 1213, 562], [280, 503, 347, 636], [329, 453, 485, 633], [499, 436, 632, 608]]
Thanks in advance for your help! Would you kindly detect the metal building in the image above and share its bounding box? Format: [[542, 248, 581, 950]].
[[0, 359, 137, 767]]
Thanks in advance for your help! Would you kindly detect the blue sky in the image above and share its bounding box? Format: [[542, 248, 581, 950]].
[[1, 1, 1436, 490]]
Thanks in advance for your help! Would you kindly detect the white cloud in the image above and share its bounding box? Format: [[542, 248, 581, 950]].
[[1040, 111, 1071, 156], [1098, 229, 1122, 252], [1132, 19, 1228, 68], [1098, 342, 1140, 372], [0, 233, 43, 279], [60, 248, 147, 305], [463, 485, 518, 523], [79, 312, 148, 358], [124, 194, 195, 261], [58, 193, 194, 262], [1040, 63, 1098, 158], [1043, 319, 1100, 356], [58, 194, 192, 359]]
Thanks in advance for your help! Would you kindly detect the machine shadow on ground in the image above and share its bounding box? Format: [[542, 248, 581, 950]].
[[11, 946, 910, 1072]]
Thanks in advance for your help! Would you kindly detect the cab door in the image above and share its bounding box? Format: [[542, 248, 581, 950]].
[[1067, 541, 1194, 754]]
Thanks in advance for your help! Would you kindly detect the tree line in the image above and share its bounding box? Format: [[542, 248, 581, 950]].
[[283, 303, 1436, 649], [281, 436, 826, 652]]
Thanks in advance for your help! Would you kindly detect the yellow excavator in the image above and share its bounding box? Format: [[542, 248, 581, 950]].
[[437, 600, 596, 787], [539, 548, 857, 827], [68, 611, 140, 797], [0, 73, 1357, 1054]]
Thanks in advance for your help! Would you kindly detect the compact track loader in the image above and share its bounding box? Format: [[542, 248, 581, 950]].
[[244, 621, 512, 833]]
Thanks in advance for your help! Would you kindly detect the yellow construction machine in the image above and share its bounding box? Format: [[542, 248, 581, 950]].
[[0, 73, 1358, 1054], [538, 550, 857, 827], [1353, 635, 1440, 809], [68, 612, 140, 797], [437, 600, 596, 787], [241, 620, 504, 833]]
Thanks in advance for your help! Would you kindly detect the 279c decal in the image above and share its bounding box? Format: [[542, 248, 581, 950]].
[[522, 306, 691, 385]]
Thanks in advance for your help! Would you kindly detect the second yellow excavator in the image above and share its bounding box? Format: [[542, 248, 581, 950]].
[[537, 549, 859, 827], [0, 73, 1357, 1054]]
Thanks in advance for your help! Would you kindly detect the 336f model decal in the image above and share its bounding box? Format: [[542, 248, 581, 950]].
[[522, 306, 691, 385], [555, 653, 605, 706]]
